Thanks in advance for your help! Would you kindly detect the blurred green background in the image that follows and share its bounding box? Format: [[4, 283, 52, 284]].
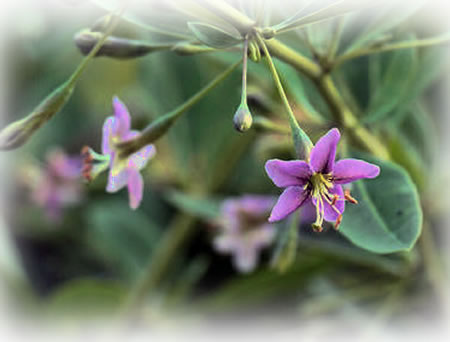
[[1, 0, 449, 335]]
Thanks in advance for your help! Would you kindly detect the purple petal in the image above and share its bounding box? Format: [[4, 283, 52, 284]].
[[299, 198, 316, 224], [106, 168, 128, 193], [127, 169, 144, 210], [102, 117, 115, 155], [265, 159, 312, 188], [319, 185, 345, 222], [333, 159, 380, 184], [128, 144, 156, 170], [268, 186, 308, 222], [310, 128, 340, 174], [113, 96, 131, 138]]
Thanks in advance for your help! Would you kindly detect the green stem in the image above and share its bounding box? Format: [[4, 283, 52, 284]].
[[256, 33, 313, 159], [335, 33, 450, 68], [241, 38, 249, 105], [118, 59, 242, 157]]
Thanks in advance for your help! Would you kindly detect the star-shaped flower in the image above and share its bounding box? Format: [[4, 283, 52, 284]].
[[265, 128, 380, 231], [82, 97, 155, 209]]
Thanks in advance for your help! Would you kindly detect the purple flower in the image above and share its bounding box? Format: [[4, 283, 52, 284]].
[[83, 97, 155, 209], [26, 148, 83, 221], [265, 128, 380, 231], [213, 195, 276, 273]]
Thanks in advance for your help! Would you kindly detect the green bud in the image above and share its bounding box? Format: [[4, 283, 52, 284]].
[[261, 27, 276, 39], [172, 42, 216, 56], [233, 103, 253, 133], [74, 29, 171, 59], [0, 81, 74, 151]]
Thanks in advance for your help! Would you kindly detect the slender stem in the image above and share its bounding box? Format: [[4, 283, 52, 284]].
[[264, 38, 321, 79], [241, 38, 249, 105], [334, 34, 450, 68], [255, 33, 313, 158]]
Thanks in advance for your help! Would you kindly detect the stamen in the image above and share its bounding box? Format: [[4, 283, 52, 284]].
[[334, 214, 342, 230], [81, 146, 93, 182], [344, 189, 358, 204]]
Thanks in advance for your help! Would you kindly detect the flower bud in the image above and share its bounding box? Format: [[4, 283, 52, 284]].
[[74, 29, 170, 59], [0, 81, 74, 151], [233, 103, 253, 132]]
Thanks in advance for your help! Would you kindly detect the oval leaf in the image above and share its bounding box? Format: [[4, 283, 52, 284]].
[[188, 21, 242, 49], [339, 156, 422, 254]]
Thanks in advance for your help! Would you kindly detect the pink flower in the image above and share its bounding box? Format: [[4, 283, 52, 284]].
[[265, 128, 380, 231], [213, 195, 276, 273], [83, 97, 155, 209], [26, 148, 83, 221]]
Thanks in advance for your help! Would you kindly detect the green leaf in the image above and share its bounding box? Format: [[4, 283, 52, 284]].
[[274, 0, 369, 34], [363, 35, 418, 123], [343, 0, 426, 54], [271, 214, 298, 273], [86, 200, 160, 281], [340, 155, 422, 254], [188, 21, 242, 49], [165, 190, 221, 220]]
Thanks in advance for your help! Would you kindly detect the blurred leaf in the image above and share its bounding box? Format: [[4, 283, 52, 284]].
[[86, 200, 160, 281], [165, 190, 221, 220], [387, 47, 449, 125], [188, 21, 242, 49], [386, 129, 426, 191], [273, 0, 369, 34], [163, 256, 210, 308], [340, 155, 422, 254], [46, 278, 125, 317], [90, 0, 193, 41], [343, 0, 426, 54], [270, 214, 298, 273], [278, 59, 330, 120], [363, 36, 418, 123]]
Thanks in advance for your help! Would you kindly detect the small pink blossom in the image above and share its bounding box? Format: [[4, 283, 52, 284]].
[[213, 195, 276, 273], [83, 97, 155, 209]]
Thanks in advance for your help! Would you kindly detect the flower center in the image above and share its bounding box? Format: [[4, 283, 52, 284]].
[[306, 172, 346, 232]]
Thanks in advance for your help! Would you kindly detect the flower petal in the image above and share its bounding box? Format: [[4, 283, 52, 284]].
[[265, 159, 312, 188], [333, 158, 380, 184], [213, 235, 238, 252], [128, 144, 156, 170], [234, 247, 258, 273], [102, 117, 115, 155], [106, 167, 128, 193], [323, 184, 345, 222], [268, 186, 308, 222], [113, 96, 131, 137], [310, 128, 340, 174], [127, 168, 144, 210], [299, 198, 317, 224]]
